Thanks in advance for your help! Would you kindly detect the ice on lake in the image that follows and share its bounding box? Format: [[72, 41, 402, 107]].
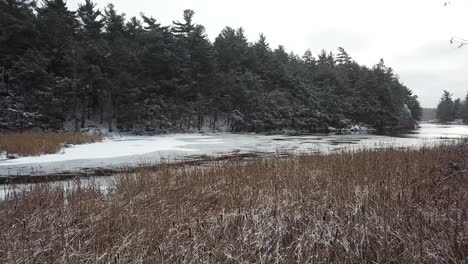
[[0, 123, 467, 177]]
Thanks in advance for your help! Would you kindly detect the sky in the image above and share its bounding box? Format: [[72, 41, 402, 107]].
[[66, 0, 468, 108]]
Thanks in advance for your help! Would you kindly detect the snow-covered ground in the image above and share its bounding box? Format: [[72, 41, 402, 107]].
[[0, 123, 467, 177]]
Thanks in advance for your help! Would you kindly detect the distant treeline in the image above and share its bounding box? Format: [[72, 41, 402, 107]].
[[0, 0, 422, 133], [436, 90, 468, 123], [421, 108, 437, 121]]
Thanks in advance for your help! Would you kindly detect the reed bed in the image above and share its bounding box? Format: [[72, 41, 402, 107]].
[[0, 132, 103, 157], [1, 144, 467, 263]]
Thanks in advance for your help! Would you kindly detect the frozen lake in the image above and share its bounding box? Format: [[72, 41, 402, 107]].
[[1, 123, 467, 177]]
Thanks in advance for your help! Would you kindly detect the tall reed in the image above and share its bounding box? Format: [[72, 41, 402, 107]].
[[0, 132, 103, 157], [0, 144, 467, 263]]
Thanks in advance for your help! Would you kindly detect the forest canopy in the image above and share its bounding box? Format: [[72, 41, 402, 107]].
[[0, 0, 422, 133], [436, 90, 468, 124]]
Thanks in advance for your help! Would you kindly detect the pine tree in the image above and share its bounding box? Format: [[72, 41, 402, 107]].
[[0, 0, 39, 131], [436, 90, 455, 123], [336, 47, 352, 65], [36, 0, 79, 76], [0, 0, 37, 68], [462, 93, 468, 124], [77, 0, 105, 128], [77, 0, 103, 38], [406, 93, 422, 121], [252, 33, 271, 75], [214, 27, 249, 73], [102, 3, 129, 131], [172, 10, 214, 129], [8, 50, 57, 130], [453, 98, 462, 120], [1, 4, 425, 133], [172, 9, 195, 36]]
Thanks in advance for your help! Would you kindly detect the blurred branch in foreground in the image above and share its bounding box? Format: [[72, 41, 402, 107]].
[[451, 36, 468, 48]]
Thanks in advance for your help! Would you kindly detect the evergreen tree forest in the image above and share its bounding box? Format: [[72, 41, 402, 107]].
[[436, 90, 468, 124], [0, 0, 422, 133]]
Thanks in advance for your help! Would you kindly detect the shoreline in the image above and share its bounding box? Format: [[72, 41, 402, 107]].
[[1, 124, 466, 179], [0, 152, 272, 185]]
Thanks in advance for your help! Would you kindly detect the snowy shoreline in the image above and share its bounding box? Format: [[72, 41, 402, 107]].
[[1, 124, 467, 178]]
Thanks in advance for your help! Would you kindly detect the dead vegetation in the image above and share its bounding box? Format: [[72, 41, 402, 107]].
[[0, 144, 467, 263], [0, 132, 103, 157]]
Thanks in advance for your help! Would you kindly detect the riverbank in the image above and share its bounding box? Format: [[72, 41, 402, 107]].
[[2, 123, 466, 177], [1, 143, 467, 263], [0, 132, 103, 158], [0, 152, 264, 185]]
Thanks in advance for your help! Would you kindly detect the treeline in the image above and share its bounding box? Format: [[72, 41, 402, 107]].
[[436, 90, 468, 123], [0, 0, 422, 133]]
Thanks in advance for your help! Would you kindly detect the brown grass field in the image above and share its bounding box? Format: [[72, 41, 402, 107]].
[[0, 132, 103, 157], [0, 143, 467, 263]]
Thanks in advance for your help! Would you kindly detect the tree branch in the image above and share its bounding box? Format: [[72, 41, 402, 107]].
[[450, 36, 468, 48]]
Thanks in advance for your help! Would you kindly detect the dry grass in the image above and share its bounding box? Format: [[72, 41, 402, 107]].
[[0, 132, 103, 157], [1, 144, 468, 263]]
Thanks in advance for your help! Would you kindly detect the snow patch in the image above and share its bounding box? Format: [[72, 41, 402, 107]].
[[0, 135, 200, 166], [1, 124, 467, 176]]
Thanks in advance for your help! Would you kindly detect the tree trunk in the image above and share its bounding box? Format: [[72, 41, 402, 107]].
[[187, 112, 192, 130], [19, 109, 24, 133], [197, 112, 204, 131], [100, 105, 103, 124], [81, 85, 86, 129], [171, 111, 175, 129], [213, 110, 218, 130], [106, 91, 113, 132], [87, 83, 92, 120], [108, 103, 113, 132], [72, 49, 79, 132], [179, 115, 183, 130]]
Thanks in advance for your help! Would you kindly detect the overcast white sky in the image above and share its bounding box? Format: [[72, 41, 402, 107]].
[[67, 0, 468, 108]]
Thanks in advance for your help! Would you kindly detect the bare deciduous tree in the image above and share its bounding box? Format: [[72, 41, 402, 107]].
[[445, 1, 468, 47]]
